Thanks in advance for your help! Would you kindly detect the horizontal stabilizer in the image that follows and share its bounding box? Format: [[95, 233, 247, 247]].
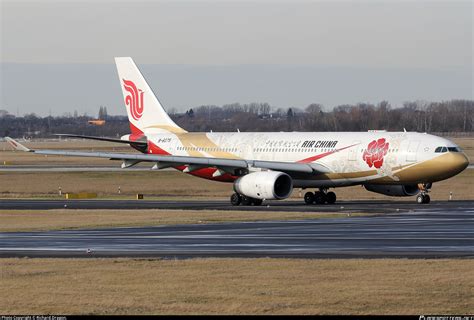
[[4, 137, 31, 152]]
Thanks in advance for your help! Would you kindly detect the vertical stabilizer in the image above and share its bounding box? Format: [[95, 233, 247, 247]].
[[114, 57, 186, 135]]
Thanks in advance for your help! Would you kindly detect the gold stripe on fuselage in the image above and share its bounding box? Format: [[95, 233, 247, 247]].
[[144, 125, 188, 134], [371, 152, 468, 184], [315, 152, 467, 185], [175, 133, 241, 159], [311, 170, 378, 181]]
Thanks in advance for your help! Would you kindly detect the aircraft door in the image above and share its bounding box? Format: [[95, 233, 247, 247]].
[[406, 141, 419, 162], [238, 143, 252, 159], [348, 141, 360, 161]]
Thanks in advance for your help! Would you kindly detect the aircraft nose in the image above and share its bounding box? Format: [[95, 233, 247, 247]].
[[450, 152, 469, 173]]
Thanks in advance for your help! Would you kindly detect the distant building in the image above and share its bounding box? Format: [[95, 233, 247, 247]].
[[88, 119, 106, 126], [0, 110, 10, 118]]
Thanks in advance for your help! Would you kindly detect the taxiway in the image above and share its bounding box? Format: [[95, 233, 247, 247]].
[[0, 198, 472, 213], [1, 200, 472, 258]]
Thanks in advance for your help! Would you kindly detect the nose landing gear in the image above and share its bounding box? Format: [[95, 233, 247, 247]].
[[416, 194, 430, 204], [416, 183, 432, 204]]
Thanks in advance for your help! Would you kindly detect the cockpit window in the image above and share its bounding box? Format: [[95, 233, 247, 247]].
[[435, 146, 448, 153], [435, 146, 460, 153]]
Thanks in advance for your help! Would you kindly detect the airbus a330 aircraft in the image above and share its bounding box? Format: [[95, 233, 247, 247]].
[[6, 57, 469, 205]]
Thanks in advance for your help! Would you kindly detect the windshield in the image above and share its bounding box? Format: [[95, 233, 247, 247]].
[[435, 146, 461, 153]]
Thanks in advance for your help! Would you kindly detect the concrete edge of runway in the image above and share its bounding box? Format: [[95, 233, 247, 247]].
[[1, 250, 473, 259], [1, 198, 473, 214]]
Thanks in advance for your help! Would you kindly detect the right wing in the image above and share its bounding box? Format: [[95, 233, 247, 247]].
[[4, 137, 330, 175]]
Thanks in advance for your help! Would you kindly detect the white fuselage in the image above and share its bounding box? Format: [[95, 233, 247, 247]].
[[136, 130, 468, 188]]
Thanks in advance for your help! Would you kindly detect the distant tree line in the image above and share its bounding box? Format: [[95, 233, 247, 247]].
[[1, 99, 472, 138], [172, 100, 473, 134]]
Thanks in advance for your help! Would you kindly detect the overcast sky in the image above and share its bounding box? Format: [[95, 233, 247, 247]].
[[1, 0, 472, 116]]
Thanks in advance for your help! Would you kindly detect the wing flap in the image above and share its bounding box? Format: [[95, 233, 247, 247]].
[[251, 160, 314, 174]]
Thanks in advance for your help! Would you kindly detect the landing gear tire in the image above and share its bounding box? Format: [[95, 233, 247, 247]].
[[241, 196, 252, 206], [304, 192, 315, 205], [326, 191, 336, 204], [231, 194, 263, 206], [230, 193, 242, 206], [416, 194, 430, 204], [416, 194, 424, 204], [423, 194, 430, 204], [314, 191, 326, 205]]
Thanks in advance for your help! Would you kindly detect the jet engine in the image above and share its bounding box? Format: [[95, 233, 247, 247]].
[[233, 171, 293, 200], [364, 184, 420, 197]]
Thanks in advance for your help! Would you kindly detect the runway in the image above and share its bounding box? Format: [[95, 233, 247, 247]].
[[0, 198, 472, 213], [1, 200, 473, 258]]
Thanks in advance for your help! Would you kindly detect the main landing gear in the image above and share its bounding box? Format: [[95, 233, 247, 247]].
[[304, 189, 337, 205], [416, 183, 432, 204], [230, 193, 263, 206]]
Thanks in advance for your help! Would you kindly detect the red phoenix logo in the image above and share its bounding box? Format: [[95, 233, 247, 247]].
[[362, 138, 389, 169], [123, 79, 144, 120]]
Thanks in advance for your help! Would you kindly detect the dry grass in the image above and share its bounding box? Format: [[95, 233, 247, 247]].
[[427, 169, 473, 200], [453, 137, 474, 160], [1, 258, 472, 314], [0, 140, 134, 165], [0, 171, 234, 199], [0, 209, 368, 232]]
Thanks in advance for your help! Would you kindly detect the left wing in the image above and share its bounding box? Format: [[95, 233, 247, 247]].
[[4, 137, 330, 175], [53, 134, 148, 153]]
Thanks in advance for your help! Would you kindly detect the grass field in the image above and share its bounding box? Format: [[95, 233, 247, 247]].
[[1, 258, 472, 315], [0, 140, 133, 165]]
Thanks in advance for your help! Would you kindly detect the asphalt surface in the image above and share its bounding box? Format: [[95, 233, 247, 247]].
[[0, 198, 471, 213], [1, 200, 473, 258]]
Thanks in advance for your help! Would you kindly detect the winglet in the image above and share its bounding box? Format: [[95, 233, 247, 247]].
[[4, 137, 31, 152]]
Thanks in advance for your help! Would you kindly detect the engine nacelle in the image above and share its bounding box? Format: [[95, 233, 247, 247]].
[[234, 171, 293, 200], [364, 184, 419, 197]]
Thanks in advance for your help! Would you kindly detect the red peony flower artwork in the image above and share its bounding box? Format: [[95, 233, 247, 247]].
[[362, 138, 389, 168]]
